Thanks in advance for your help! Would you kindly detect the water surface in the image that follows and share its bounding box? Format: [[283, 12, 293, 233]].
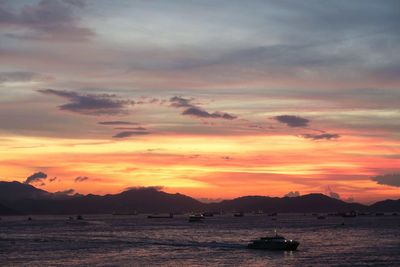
[[1, 214, 399, 266]]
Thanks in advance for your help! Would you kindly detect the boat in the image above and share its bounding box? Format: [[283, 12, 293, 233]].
[[317, 215, 326, 219], [202, 212, 214, 217], [247, 231, 299, 251], [147, 213, 173, 219], [268, 212, 278, 216], [188, 214, 205, 222], [234, 212, 244, 217]]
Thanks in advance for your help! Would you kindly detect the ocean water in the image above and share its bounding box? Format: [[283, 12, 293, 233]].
[[1, 214, 399, 266]]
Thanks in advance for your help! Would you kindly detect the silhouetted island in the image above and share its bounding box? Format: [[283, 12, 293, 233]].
[[0, 181, 398, 215]]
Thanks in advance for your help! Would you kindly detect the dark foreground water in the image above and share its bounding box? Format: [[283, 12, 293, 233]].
[[1, 213, 399, 266]]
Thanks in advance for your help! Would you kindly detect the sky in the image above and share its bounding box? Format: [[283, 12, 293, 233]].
[[0, 0, 399, 203]]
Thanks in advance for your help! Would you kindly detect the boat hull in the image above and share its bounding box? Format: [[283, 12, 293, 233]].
[[247, 241, 299, 251]]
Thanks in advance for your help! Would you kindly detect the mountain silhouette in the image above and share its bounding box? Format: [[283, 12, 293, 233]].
[[0, 203, 19, 215], [369, 199, 400, 212], [0, 181, 51, 203], [0, 181, 398, 215], [208, 194, 366, 213]]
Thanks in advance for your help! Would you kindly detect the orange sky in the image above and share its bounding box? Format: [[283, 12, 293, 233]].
[[0, 0, 399, 204]]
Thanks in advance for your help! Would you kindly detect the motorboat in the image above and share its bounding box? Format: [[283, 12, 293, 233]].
[[247, 232, 299, 251], [188, 214, 205, 222]]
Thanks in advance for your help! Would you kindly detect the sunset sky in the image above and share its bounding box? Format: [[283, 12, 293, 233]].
[[1, 0, 399, 203]]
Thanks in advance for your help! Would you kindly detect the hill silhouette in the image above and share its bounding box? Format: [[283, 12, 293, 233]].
[[0, 181, 398, 215], [209, 194, 366, 213], [369, 199, 400, 212]]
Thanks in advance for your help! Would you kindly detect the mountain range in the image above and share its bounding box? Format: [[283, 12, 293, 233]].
[[0, 181, 398, 215]]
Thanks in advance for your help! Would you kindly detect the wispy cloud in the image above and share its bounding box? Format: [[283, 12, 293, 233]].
[[0, 71, 47, 84], [112, 131, 150, 139], [98, 121, 139, 125], [0, 0, 94, 41], [301, 133, 340, 141], [74, 176, 89, 182], [170, 96, 237, 120]]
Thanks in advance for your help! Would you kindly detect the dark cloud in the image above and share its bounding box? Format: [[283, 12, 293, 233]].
[[301, 133, 340, 141], [74, 176, 89, 182], [38, 89, 134, 115], [170, 96, 237, 120], [98, 121, 139, 125], [285, 191, 300, 197], [112, 131, 150, 139], [371, 173, 400, 187], [274, 115, 309, 127], [49, 176, 57, 182], [0, 0, 94, 41], [24, 171, 47, 184]]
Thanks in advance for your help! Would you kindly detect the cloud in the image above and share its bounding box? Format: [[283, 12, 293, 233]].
[[114, 127, 147, 131], [124, 186, 164, 191], [112, 131, 150, 139], [0, 0, 94, 41], [169, 96, 194, 108], [329, 191, 340, 199], [301, 133, 340, 140], [98, 121, 139, 125], [38, 89, 134, 115], [24, 171, 47, 184], [182, 107, 237, 120], [74, 176, 89, 182], [49, 176, 57, 182], [170, 96, 237, 120], [274, 115, 309, 127], [0, 71, 47, 84], [371, 173, 400, 187], [55, 188, 75, 195], [285, 191, 300, 197], [326, 187, 341, 199]]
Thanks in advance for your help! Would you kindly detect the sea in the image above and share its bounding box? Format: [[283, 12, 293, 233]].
[[1, 213, 399, 266]]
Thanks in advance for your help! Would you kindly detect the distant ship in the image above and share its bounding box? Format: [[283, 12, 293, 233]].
[[247, 232, 299, 251], [147, 213, 173, 219], [188, 214, 205, 222], [234, 212, 244, 217]]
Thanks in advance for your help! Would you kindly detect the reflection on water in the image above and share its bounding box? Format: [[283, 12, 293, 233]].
[[1, 214, 399, 266]]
